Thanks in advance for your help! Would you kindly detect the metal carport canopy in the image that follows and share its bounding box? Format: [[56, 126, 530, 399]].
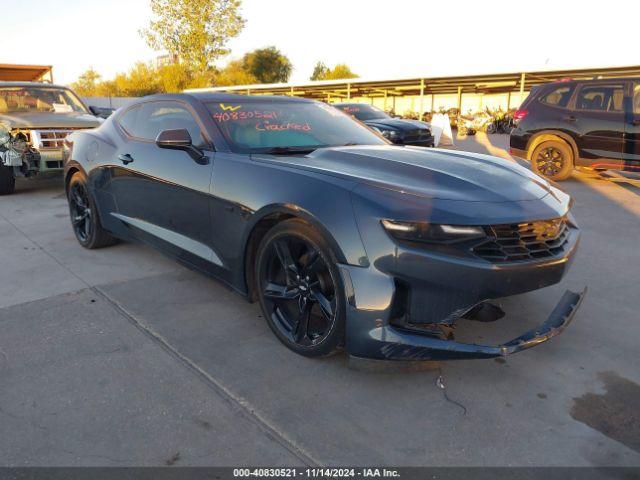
[[187, 65, 640, 99], [0, 64, 53, 82]]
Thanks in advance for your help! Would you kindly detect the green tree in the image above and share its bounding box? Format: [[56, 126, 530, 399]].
[[310, 61, 329, 81], [158, 63, 196, 92], [215, 59, 258, 86], [242, 46, 292, 84], [310, 62, 358, 81], [70, 60, 220, 97], [115, 62, 160, 96], [140, 0, 245, 71], [95, 79, 121, 97], [70, 68, 101, 96]]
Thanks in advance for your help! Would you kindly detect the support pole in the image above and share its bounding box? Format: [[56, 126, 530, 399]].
[[383, 90, 388, 111], [519, 73, 526, 104], [507, 91, 511, 109], [419, 79, 425, 121], [347, 83, 351, 100], [457, 86, 462, 114]]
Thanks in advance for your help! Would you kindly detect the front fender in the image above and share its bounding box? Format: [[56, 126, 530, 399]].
[[209, 152, 371, 292], [244, 203, 367, 268]]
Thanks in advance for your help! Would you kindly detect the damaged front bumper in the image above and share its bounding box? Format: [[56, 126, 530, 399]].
[[344, 285, 586, 361], [377, 289, 584, 360]]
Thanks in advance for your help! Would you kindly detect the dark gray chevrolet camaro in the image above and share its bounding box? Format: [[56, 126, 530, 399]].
[[63, 93, 585, 361]]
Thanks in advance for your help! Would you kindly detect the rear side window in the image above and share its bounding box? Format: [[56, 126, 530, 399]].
[[576, 84, 625, 112], [539, 85, 575, 108], [117, 101, 205, 146], [118, 106, 140, 136]]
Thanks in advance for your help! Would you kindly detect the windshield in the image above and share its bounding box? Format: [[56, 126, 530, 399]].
[[207, 100, 386, 153], [0, 87, 87, 114], [338, 104, 390, 121]]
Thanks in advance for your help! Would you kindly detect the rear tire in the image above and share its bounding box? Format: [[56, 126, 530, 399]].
[[255, 219, 346, 358], [0, 165, 16, 195], [531, 140, 574, 181], [67, 172, 117, 249]]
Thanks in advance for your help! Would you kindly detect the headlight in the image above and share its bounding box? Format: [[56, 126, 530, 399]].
[[372, 126, 399, 140], [381, 220, 485, 244], [0, 123, 10, 146]]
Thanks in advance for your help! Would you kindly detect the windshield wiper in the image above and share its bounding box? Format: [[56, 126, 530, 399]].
[[262, 146, 319, 155]]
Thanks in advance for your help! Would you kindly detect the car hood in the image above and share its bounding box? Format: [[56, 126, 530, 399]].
[[0, 111, 102, 129], [365, 118, 429, 132], [256, 145, 552, 202]]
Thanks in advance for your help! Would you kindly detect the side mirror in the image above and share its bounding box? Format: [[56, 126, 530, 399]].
[[156, 128, 192, 148], [155, 129, 207, 164], [88, 105, 115, 119]]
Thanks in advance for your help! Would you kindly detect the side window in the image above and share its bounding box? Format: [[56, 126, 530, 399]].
[[576, 84, 625, 112], [118, 106, 141, 136], [633, 83, 640, 115], [540, 85, 575, 108], [119, 101, 206, 146]]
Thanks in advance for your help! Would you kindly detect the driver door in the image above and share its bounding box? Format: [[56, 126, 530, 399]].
[[109, 100, 216, 266]]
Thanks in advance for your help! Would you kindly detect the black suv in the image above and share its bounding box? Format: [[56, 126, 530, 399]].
[[510, 78, 640, 180]]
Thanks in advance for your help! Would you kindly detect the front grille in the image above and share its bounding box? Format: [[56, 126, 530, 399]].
[[472, 217, 570, 263], [30, 129, 76, 150], [45, 160, 63, 169], [404, 128, 432, 142]]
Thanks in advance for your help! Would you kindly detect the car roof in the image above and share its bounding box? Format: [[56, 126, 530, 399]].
[[185, 92, 315, 104], [546, 77, 640, 86], [333, 102, 373, 107], [0, 81, 72, 89]]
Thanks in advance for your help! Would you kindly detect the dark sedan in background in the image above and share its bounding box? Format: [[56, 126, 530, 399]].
[[335, 103, 434, 147], [64, 93, 583, 362]]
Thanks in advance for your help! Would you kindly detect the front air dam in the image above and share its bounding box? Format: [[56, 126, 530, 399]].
[[347, 288, 587, 362]]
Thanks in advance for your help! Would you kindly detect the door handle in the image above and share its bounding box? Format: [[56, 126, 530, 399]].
[[118, 153, 134, 165], [630, 119, 640, 126], [562, 115, 577, 122]]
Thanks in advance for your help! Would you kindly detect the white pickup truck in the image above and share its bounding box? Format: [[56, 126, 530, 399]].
[[0, 82, 105, 194]]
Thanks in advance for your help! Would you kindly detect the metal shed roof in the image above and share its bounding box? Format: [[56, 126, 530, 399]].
[[0, 64, 53, 82], [186, 65, 640, 99]]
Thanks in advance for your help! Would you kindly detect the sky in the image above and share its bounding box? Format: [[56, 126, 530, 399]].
[[2, 0, 640, 86]]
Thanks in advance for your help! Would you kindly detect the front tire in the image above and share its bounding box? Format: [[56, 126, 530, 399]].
[[0, 165, 16, 195], [531, 140, 574, 181], [67, 172, 117, 249], [255, 219, 346, 357]]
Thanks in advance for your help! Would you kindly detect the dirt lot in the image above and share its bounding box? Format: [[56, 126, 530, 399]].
[[1, 134, 639, 466]]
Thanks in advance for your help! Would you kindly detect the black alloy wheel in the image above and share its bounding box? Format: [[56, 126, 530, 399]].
[[256, 220, 345, 357], [531, 140, 574, 181], [67, 172, 117, 249], [535, 146, 565, 177], [0, 164, 16, 195], [69, 181, 92, 244]]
